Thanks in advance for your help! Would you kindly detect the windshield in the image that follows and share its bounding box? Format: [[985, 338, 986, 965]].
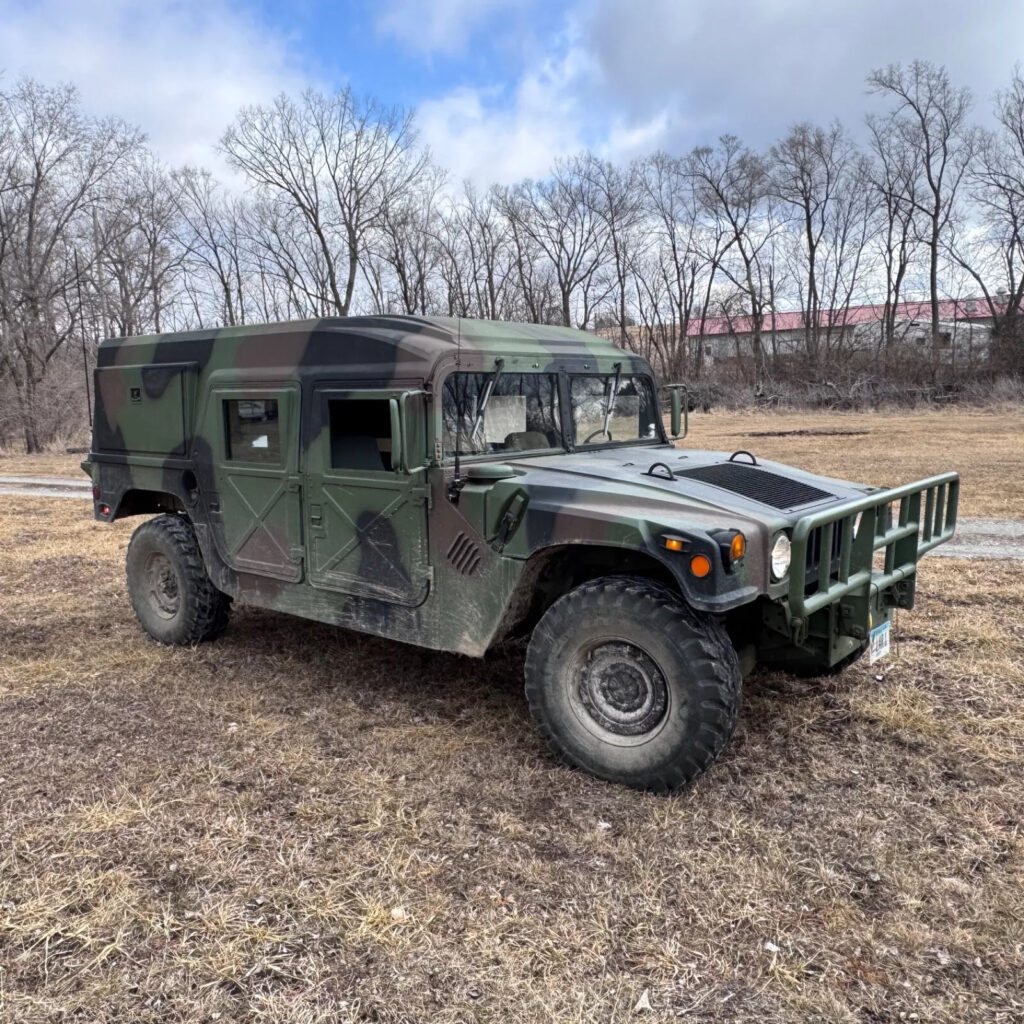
[[442, 371, 562, 458], [571, 374, 660, 446]]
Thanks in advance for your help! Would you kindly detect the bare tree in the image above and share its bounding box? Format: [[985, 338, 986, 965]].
[[869, 61, 976, 350], [770, 123, 877, 366], [221, 87, 430, 317], [245, 195, 337, 319], [637, 152, 722, 379], [949, 68, 1024, 373], [436, 185, 517, 320], [0, 80, 141, 451], [688, 136, 777, 383], [90, 151, 183, 337], [173, 167, 251, 326], [501, 156, 610, 328], [582, 155, 646, 345], [866, 115, 920, 354], [366, 164, 446, 315]]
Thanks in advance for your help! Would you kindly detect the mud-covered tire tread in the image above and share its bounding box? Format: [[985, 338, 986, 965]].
[[126, 514, 231, 645], [524, 575, 741, 792]]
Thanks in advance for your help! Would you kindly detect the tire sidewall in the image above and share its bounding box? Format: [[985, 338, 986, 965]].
[[126, 518, 200, 644], [527, 579, 739, 789]]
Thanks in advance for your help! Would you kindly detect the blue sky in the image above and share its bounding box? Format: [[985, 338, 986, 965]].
[[253, 0, 569, 110], [2, 0, 1024, 186]]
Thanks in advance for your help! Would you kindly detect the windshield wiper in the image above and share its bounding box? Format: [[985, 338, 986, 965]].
[[600, 362, 622, 437], [469, 357, 504, 439]]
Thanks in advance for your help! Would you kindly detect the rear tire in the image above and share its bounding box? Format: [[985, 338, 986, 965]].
[[524, 576, 741, 791], [125, 514, 231, 645]]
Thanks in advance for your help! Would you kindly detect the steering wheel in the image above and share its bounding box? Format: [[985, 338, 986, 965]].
[[584, 428, 613, 444]]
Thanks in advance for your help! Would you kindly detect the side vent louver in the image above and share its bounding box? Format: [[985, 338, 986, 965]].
[[446, 532, 483, 576]]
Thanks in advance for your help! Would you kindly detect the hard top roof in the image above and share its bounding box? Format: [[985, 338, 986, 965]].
[[98, 315, 634, 380]]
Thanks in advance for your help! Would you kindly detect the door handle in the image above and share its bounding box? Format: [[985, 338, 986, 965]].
[[310, 504, 322, 525]]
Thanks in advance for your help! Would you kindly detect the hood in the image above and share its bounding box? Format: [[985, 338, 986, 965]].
[[503, 443, 871, 531]]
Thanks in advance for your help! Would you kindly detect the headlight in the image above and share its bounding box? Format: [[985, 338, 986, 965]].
[[770, 533, 792, 580]]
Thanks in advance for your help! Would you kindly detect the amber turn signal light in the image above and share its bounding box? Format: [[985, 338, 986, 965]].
[[689, 554, 712, 578], [664, 536, 685, 552], [730, 532, 746, 561], [710, 528, 746, 573]]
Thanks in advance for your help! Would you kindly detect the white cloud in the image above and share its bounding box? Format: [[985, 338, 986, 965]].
[[0, 0, 306, 173], [3, 0, 1023, 192], [579, 0, 1024, 148], [417, 47, 596, 186], [375, 0, 523, 56], [418, 0, 1024, 185]]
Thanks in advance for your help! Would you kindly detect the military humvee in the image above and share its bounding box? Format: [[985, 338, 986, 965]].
[[83, 316, 958, 791]]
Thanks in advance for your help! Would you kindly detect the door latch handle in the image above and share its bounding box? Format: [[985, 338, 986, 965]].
[[310, 504, 322, 525], [491, 491, 528, 552]]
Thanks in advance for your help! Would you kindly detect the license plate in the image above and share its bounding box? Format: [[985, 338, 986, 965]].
[[868, 621, 891, 665]]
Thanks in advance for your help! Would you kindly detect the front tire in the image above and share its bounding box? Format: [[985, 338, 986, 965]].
[[125, 514, 231, 645], [524, 576, 741, 792]]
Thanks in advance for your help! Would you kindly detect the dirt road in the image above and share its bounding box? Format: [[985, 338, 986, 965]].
[[0, 474, 92, 499], [1, 474, 1020, 558]]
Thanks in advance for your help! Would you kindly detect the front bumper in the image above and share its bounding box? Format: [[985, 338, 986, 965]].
[[761, 473, 958, 667], [790, 471, 958, 631]]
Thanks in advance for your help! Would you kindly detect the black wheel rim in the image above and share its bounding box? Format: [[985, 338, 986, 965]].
[[571, 638, 670, 742], [143, 551, 180, 619]]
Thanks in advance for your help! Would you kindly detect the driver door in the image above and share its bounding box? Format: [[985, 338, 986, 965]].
[[305, 388, 431, 606]]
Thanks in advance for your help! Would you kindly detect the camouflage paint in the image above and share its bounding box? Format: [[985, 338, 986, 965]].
[[84, 315, 959, 667]]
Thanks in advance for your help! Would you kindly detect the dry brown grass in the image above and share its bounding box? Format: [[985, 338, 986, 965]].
[[0, 452, 87, 479], [1, 482, 1023, 1020], [683, 406, 1024, 520]]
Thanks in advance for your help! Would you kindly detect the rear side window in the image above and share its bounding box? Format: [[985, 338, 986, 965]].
[[224, 398, 281, 464]]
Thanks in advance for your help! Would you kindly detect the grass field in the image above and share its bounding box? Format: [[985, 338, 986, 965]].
[[1, 410, 1022, 1022]]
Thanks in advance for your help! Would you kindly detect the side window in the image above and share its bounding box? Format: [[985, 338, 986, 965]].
[[328, 399, 394, 472], [224, 398, 281, 464]]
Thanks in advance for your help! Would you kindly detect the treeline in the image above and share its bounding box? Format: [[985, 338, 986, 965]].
[[2, 61, 1024, 450]]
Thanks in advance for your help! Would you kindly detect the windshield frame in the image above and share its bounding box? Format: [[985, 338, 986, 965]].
[[435, 360, 666, 464]]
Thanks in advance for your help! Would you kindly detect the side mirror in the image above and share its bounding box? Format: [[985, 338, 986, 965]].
[[389, 397, 405, 473], [668, 386, 688, 440]]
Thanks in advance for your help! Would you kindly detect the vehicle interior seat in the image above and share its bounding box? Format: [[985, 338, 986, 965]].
[[504, 430, 550, 451]]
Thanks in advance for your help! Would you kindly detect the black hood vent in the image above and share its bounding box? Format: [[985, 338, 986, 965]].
[[673, 463, 833, 510]]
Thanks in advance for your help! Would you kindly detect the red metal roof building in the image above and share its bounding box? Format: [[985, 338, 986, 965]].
[[686, 297, 1002, 338]]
